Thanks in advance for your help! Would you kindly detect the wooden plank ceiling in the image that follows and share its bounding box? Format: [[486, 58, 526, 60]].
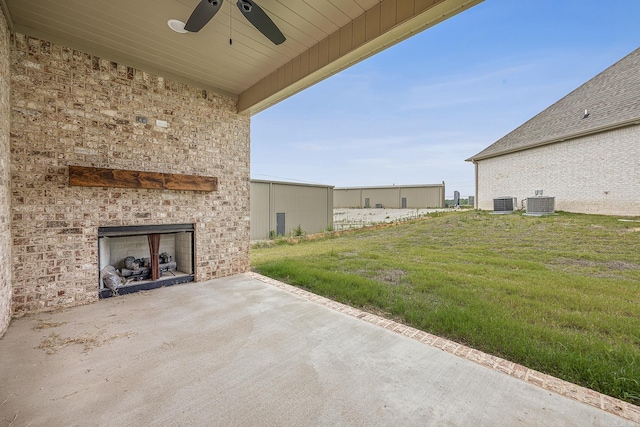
[[3, 0, 482, 115]]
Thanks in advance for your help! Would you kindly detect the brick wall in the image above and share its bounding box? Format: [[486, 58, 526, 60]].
[[0, 8, 12, 336], [476, 125, 640, 216], [10, 34, 251, 314]]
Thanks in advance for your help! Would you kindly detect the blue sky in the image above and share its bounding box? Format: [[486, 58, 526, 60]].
[[251, 0, 640, 198]]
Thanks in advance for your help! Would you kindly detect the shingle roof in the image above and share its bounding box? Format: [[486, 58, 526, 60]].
[[467, 47, 640, 161]]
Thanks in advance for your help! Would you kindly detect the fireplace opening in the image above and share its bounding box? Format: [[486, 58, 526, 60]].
[[98, 224, 195, 298]]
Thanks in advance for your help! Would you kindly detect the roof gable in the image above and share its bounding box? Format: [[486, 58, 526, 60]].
[[467, 47, 640, 161]]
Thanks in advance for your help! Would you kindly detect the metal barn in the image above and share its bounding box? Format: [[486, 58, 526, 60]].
[[333, 183, 445, 209], [251, 180, 334, 240]]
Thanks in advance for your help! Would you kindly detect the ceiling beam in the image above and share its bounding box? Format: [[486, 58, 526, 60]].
[[238, 0, 483, 116]]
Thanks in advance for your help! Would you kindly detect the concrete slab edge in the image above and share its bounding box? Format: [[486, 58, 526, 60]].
[[246, 271, 640, 425]]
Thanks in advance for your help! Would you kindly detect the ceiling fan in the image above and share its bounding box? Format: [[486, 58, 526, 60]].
[[184, 0, 286, 45]]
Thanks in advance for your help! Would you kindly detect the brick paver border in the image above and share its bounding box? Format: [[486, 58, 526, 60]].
[[248, 272, 640, 425]]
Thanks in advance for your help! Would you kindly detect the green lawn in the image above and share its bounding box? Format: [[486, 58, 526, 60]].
[[251, 210, 640, 404]]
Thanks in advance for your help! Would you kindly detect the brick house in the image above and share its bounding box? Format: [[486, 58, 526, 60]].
[[0, 1, 482, 337], [467, 48, 640, 216]]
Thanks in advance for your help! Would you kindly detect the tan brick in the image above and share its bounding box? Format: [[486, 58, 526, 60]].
[[453, 344, 472, 358], [542, 376, 566, 394], [412, 330, 428, 342], [419, 333, 437, 345], [581, 388, 602, 409], [8, 33, 251, 317], [626, 403, 640, 424], [476, 126, 640, 216], [600, 395, 626, 419], [525, 370, 546, 388], [494, 358, 515, 375]]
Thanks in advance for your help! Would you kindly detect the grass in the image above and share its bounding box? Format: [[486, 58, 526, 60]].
[[251, 210, 640, 404]]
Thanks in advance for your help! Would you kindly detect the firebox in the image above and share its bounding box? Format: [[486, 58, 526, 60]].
[[98, 224, 195, 298]]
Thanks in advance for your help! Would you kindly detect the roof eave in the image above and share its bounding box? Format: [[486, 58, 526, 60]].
[[238, 0, 484, 115], [466, 118, 640, 163], [250, 179, 334, 189]]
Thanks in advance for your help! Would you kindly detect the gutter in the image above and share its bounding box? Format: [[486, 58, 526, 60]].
[[465, 118, 640, 162]]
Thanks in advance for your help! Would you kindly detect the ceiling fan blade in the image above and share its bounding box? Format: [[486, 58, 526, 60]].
[[236, 0, 286, 45], [185, 0, 224, 32]]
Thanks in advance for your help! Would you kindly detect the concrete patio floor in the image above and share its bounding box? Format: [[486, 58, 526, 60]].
[[0, 273, 637, 426]]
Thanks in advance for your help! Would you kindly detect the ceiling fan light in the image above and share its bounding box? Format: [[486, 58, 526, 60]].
[[168, 19, 189, 34]]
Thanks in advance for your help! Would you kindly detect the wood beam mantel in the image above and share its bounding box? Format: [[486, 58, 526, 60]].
[[68, 166, 218, 192]]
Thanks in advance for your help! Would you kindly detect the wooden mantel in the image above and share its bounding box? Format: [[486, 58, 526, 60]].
[[68, 166, 218, 192]]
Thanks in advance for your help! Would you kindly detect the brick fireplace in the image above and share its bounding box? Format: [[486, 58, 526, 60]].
[[7, 33, 251, 316]]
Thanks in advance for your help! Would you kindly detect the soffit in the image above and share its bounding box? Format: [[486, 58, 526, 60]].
[[4, 0, 482, 115]]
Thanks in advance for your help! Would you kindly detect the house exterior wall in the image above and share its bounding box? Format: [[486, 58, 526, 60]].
[[476, 125, 640, 216], [0, 7, 12, 336], [334, 184, 445, 209], [10, 34, 250, 315], [250, 180, 333, 240]]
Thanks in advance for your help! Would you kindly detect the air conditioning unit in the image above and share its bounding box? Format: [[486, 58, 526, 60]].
[[526, 196, 555, 215], [493, 197, 517, 213]]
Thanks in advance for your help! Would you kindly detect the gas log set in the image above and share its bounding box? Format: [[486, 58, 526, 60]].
[[101, 252, 177, 292]]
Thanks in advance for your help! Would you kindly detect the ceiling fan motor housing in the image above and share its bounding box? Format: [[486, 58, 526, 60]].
[[185, 0, 284, 44]]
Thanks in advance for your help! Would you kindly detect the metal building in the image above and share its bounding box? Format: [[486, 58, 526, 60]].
[[333, 183, 445, 209], [251, 180, 334, 240]]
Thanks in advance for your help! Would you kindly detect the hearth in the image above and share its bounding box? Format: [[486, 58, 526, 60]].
[[98, 224, 194, 298]]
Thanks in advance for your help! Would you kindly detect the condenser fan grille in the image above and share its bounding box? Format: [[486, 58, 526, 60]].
[[493, 197, 516, 212]]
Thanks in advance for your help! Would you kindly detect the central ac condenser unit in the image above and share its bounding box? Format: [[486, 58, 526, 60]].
[[526, 196, 555, 215], [493, 197, 517, 213]]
